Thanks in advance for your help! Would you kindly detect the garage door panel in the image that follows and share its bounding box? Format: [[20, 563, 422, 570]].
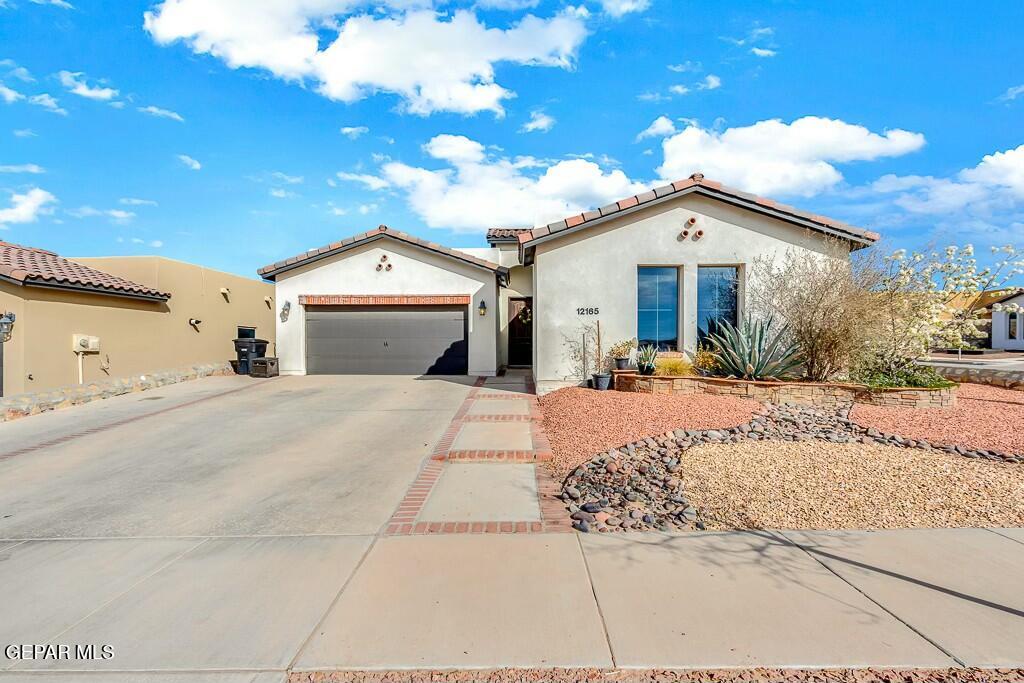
[[305, 305, 468, 375]]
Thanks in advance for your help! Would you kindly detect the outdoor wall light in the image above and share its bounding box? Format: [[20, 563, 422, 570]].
[[280, 300, 291, 322], [0, 312, 15, 342], [189, 318, 203, 328], [478, 300, 487, 316]]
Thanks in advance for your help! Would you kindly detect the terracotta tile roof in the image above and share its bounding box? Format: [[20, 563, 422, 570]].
[[486, 227, 532, 242], [518, 173, 881, 250], [0, 241, 170, 300], [258, 225, 508, 280]]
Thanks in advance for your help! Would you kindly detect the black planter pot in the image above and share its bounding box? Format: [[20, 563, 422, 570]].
[[614, 357, 631, 370], [638, 364, 656, 376], [592, 373, 612, 390]]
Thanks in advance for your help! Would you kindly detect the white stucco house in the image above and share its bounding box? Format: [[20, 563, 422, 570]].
[[258, 173, 880, 391], [991, 290, 1024, 351]]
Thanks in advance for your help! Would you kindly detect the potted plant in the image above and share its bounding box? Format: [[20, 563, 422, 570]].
[[592, 321, 612, 390], [636, 344, 658, 375], [609, 338, 637, 370]]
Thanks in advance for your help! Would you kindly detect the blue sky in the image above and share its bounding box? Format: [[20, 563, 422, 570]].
[[1, 0, 1022, 280]]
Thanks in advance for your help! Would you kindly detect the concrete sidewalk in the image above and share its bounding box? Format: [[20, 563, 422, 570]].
[[1, 527, 1021, 679]]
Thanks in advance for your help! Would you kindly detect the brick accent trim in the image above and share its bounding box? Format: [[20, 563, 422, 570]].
[[299, 294, 471, 306]]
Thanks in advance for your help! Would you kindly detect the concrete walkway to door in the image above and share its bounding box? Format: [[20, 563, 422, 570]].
[[0, 373, 1022, 680]]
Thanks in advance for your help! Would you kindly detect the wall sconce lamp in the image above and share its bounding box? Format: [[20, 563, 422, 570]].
[[189, 318, 202, 329], [478, 300, 487, 316], [0, 312, 15, 342], [280, 300, 291, 322]]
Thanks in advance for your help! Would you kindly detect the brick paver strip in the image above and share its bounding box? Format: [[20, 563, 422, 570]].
[[384, 376, 570, 535], [292, 668, 1024, 683]]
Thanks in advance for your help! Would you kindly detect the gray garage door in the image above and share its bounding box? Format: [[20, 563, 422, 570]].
[[305, 305, 468, 375]]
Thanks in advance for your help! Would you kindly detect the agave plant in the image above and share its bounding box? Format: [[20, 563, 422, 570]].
[[705, 316, 802, 380], [635, 344, 659, 375]]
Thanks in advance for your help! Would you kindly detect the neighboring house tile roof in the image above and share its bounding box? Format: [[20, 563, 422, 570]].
[[518, 173, 881, 252], [983, 288, 1024, 307], [0, 241, 170, 300], [486, 227, 532, 242], [258, 225, 508, 280]]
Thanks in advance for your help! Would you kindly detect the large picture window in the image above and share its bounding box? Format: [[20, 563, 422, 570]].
[[697, 266, 739, 340], [637, 267, 678, 350]]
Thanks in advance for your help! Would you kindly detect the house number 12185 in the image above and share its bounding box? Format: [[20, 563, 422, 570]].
[[576, 307, 600, 315]]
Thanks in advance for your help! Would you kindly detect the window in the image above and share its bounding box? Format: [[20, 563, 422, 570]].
[[697, 266, 739, 340], [637, 267, 678, 350], [1010, 313, 1019, 341], [237, 326, 256, 339]]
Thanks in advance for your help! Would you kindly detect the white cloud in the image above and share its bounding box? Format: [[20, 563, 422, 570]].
[[150, 240, 164, 248], [144, 3, 588, 116], [380, 133, 647, 232], [177, 154, 201, 170], [28, 93, 67, 115], [636, 91, 669, 103], [269, 188, 297, 198], [58, 71, 119, 100], [597, 0, 650, 17], [340, 125, 369, 139], [657, 116, 926, 197], [0, 84, 24, 103], [520, 109, 555, 133], [138, 105, 185, 122], [996, 84, 1024, 102], [28, 0, 74, 8], [476, 0, 538, 8], [13, 129, 36, 137], [119, 197, 158, 206], [698, 74, 721, 90], [270, 171, 303, 184], [667, 60, 701, 73], [636, 115, 675, 141], [668, 84, 689, 96], [750, 47, 776, 57], [0, 163, 44, 173], [335, 171, 391, 191], [68, 206, 136, 223], [0, 187, 57, 228], [357, 203, 378, 214], [0, 59, 34, 82]]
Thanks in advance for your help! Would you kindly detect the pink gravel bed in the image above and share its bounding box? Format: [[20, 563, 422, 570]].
[[852, 382, 1024, 456], [539, 387, 759, 478]]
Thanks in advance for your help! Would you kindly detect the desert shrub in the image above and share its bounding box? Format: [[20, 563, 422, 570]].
[[654, 357, 693, 376], [749, 240, 879, 381], [691, 344, 722, 376], [852, 360, 955, 389], [609, 338, 637, 359]]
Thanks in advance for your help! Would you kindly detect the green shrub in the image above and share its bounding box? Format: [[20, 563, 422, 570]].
[[654, 357, 693, 376], [706, 315, 802, 380], [852, 361, 956, 389]]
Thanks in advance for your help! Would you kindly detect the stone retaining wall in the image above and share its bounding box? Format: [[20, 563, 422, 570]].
[[928, 364, 1024, 391], [613, 371, 956, 408], [0, 362, 234, 422]]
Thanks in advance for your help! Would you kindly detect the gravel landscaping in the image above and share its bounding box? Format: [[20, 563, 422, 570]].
[[294, 668, 1024, 682], [558, 401, 1022, 533], [684, 440, 1024, 530], [852, 382, 1024, 457], [540, 387, 759, 478]]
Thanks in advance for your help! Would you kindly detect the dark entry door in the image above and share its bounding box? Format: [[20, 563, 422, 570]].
[[306, 305, 468, 375], [508, 297, 533, 367]]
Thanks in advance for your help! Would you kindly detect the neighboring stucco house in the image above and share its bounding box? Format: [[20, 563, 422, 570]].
[[990, 289, 1024, 351], [259, 173, 879, 392], [0, 243, 275, 396]]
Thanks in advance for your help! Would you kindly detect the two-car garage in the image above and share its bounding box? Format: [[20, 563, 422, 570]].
[[260, 226, 504, 377], [305, 305, 468, 375]]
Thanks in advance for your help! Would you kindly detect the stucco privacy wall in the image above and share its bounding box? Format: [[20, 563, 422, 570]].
[[273, 239, 499, 375], [1, 257, 274, 396], [531, 194, 842, 385], [991, 292, 1024, 350]]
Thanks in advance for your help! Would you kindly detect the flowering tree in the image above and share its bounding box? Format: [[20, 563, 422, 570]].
[[864, 244, 1023, 377]]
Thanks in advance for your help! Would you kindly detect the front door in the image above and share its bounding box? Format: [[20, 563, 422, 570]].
[[508, 297, 533, 367]]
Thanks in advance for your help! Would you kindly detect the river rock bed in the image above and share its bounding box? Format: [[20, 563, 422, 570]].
[[561, 402, 1021, 533]]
